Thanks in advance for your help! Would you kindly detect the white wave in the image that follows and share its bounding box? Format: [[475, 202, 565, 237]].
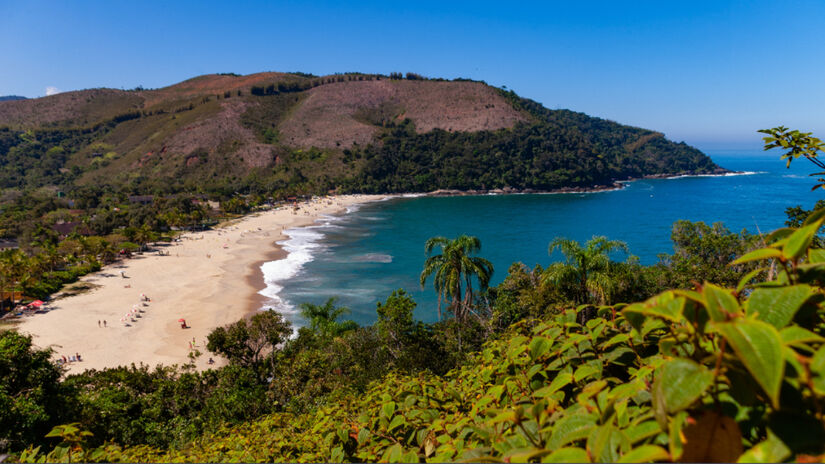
[[258, 227, 325, 315], [663, 171, 764, 180], [352, 253, 393, 263], [783, 174, 808, 179]]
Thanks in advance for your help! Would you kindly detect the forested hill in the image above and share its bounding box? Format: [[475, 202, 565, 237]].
[[0, 72, 723, 197]]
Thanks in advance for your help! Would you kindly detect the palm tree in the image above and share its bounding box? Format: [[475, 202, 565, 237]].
[[0, 250, 32, 312], [420, 235, 494, 323], [134, 224, 155, 252], [299, 297, 358, 338], [37, 241, 63, 274], [544, 236, 628, 305]]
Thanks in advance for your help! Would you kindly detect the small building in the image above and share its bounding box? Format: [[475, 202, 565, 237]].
[[52, 221, 94, 239], [128, 195, 155, 205]]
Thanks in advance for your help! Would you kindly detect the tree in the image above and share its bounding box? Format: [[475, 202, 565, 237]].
[[0, 330, 71, 453], [298, 297, 357, 338], [0, 249, 31, 312], [375, 289, 416, 360], [206, 310, 292, 376], [133, 224, 156, 252], [543, 236, 628, 305], [420, 235, 494, 323], [659, 221, 757, 289]]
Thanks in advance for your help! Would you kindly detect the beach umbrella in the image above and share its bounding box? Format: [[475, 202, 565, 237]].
[[178, 318, 186, 322], [29, 300, 44, 307]]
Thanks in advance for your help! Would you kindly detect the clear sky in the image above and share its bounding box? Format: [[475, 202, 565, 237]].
[[1, 0, 823, 150]]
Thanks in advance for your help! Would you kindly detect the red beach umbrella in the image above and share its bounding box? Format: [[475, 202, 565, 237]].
[[178, 318, 186, 322], [29, 300, 44, 307]]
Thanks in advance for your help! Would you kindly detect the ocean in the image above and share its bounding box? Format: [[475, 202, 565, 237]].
[[259, 150, 825, 325]]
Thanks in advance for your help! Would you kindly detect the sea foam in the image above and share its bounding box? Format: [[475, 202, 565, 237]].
[[258, 226, 325, 315]]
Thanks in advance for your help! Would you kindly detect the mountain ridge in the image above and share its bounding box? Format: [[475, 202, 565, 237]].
[[0, 71, 722, 197]]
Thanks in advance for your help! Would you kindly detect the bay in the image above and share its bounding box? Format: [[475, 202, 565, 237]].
[[264, 150, 825, 325]]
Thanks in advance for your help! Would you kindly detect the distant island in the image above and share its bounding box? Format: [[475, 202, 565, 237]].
[[0, 71, 723, 199], [0, 95, 27, 102]]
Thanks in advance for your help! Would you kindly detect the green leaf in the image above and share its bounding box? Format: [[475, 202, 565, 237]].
[[382, 401, 396, 419], [808, 248, 825, 263], [547, 414, 597, 449], [586, 423, 614, 463], [357, 427, 370, 445], [780, 326, 825, 346], [388, 415, 406, 431], [617, 445, 669, 463], [624, 421, 661, 445], [810, 345, 825, 395], [653, 358, 713, 414], [703, 283, 741, 321], [714, 320, 784, 408], [745, 284, 815, 328], [599, 333, 630, 350], [731, 247, 784, 265], [534, 373, 572, 398], [529, 336, 552, 360], [783, 219, 824, 260], [737, 431, 790, 463], [736, 267, 765, 293], [542, 447, 589, 463], [803, 207, 825, 226], [574, 364, 599, 382]]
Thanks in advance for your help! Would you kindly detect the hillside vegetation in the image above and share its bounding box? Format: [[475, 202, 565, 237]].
[[0, 71, 722, 198], [3, 128, 825, 462]]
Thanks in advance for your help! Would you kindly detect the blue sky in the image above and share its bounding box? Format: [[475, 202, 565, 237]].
[[1, 0, 823, 150]]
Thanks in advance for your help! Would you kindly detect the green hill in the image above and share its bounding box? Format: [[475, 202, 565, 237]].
[[0, 72, 723, 198]]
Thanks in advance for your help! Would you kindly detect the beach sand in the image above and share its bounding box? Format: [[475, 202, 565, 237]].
[[15, 194, 385, 375]]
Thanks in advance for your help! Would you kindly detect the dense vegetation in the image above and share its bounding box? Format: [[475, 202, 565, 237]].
[[5, 195, 825, 462], [340, 95, 719, 193]]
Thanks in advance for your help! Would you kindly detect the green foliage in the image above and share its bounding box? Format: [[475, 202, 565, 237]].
[[56, 212, 825, 462], [656, 220, 759, 289], [298, 297, 358, 338], [341, 108, 719, 193], [206, 310, 292, 373], [545, 236, 629, 305], [0, 330, 71, 453], [420, 234, 493, 324]]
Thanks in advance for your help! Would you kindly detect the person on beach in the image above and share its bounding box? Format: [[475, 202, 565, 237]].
[[103, 320, 107, 327], [98, 320, 101, 327], [62, 355, 67, 363], [76, 352, 82, 361]]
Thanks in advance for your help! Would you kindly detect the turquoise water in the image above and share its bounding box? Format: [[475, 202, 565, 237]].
[[263, 150, 825, 325]]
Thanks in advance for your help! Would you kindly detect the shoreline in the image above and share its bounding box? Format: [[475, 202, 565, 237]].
[[422, 169, 748, 197], [12, 169, 755, 376], [14, 194, 386, 375]]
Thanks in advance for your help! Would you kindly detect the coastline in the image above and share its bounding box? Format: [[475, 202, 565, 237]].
[[14, 194, 386, 375], [12, 169, 757, 376], [423, 169, 748, 197]]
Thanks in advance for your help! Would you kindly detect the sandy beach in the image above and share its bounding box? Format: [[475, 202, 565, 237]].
[[14, 194, 385, 375]]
